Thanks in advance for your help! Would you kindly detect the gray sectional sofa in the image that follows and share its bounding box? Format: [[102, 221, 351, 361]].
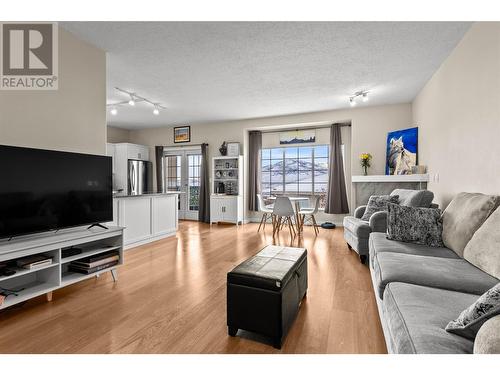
[[368, 192, 500, 354]]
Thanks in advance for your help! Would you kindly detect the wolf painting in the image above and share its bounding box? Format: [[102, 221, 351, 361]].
[[386, 127, 418, 175]]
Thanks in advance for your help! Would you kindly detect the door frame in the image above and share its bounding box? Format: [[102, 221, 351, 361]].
[[164, 146, 202, 221]]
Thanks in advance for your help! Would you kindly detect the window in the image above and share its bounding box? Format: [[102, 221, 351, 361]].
[[261, 145, 330, 208], [188, 154, 201, 211], [166, 155, 182, 191]]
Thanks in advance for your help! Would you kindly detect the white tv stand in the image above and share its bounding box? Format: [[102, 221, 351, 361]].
[[0, 226, 124, 310]]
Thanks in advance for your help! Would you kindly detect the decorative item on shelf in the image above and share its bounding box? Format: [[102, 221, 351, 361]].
[[228, 170, 234, 178], [280, 129, 316, 145], [386, 127, 418, 175], [215, 170, 222, 179], [219, 141, 228, 156], [174, 126, 191, 143], [222, 171, 228, 178], [216, 182, 225, 194], [359, 153, 372, 176], [225, 162, 230, 168], [227, 142, 240, 156], [411, 165, 427, 174]]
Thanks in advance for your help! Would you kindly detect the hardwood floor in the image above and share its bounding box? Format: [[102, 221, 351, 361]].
[[0, 221, 387, 354]]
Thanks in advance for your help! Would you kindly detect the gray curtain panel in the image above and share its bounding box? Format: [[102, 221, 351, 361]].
[[325, 124, 349, 214], [198, 143, 211, 223], [248, 131, 262, 211], [155, 146, 164, 193]]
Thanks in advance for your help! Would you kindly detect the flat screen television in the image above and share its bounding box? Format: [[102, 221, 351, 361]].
[[0, 145, 113, 239]]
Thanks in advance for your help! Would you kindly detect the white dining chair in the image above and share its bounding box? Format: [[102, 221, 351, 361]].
[[257, 194, 274, 231], [272, 197, 296, 239], [299, 195, 320, 235]]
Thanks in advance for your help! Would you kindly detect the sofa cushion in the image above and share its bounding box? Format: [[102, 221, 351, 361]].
[[386, 203, 444, 247], [383, 282, 477, 354], [474, 315, 500, 354], [343, 216, 371, 239], [463, 207, 500, 279], [372, 251, 499, 299], [442, 192, 500, 257], [446, 283, 500, 340], [391, 189, 434, 208], [369, 233, 459, 265], [361, 194, 399, 221]]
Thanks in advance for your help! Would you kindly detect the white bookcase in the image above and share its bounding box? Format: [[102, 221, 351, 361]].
[[0, 227, 124, 310], [210, 156, 244, 225]]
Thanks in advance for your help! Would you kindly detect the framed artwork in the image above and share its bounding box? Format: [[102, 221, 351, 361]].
[[279, 129, 316, 145], [386, 127, 418, 175], [174, 126, 191, 143], [227, 142, 240, 156]]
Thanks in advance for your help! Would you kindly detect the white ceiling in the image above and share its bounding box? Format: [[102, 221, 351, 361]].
[[61, 22, 471, 129]]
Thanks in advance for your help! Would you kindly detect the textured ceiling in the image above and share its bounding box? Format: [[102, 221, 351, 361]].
[[61, 22, 471, 129]]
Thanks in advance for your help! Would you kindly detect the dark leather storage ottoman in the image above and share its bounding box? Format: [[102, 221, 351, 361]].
[[227, 245, 308, 349]]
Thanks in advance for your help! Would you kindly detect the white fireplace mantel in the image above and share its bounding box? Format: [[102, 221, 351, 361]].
[[352, 174, 429, 183]]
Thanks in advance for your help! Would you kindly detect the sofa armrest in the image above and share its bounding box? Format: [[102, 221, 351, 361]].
[[429, 203, 439, 209], [474, 315, 500, 354], [369, 211, 388, 233], [354, 205, 367, 219]]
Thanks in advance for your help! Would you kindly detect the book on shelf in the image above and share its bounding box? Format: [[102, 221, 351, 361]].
[[68, 260, 118, 275], [71, 254, 119, 269], [16, 254, 53, 270], [71, 250, 119, 264]]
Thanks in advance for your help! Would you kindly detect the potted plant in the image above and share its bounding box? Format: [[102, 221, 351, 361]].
[[360, 153, 372, 176]]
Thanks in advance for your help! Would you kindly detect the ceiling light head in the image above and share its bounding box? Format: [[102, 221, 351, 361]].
[[153, 107, 160, 115], [110, 107, 118, 116], [128, 94, 136, 106], [362, 92, 369, 102], [349, 97, 356, 106]]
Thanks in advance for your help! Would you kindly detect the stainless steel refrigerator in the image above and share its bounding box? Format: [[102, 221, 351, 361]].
[[127, 160, 153, 195]]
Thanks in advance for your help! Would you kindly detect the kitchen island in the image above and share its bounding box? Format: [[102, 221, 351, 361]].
[[109, 192, 180, 249]]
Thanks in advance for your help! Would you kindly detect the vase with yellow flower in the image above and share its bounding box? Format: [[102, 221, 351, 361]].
[[360, 153, 372, 176]]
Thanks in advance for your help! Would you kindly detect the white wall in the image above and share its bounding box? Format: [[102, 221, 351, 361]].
[[412, 22, 500, 208], [0, 28, 107, 155], [107, 126, 130, 143], [128, 103, 412, 223]]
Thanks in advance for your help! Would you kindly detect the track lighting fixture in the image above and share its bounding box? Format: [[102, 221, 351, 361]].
[[349, 91, 369, 106], [106, 87, 166, 117]]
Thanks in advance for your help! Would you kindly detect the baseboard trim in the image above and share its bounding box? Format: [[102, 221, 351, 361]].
[[124, 230, 177, 250]]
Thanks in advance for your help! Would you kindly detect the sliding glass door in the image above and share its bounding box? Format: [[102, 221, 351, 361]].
[[164, 148, 201, 220]]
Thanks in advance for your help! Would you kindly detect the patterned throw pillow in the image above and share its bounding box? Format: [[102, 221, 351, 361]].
[[446, 283, 500, 340], [386, 203, 444, 247], [361, 195, 399, 221]]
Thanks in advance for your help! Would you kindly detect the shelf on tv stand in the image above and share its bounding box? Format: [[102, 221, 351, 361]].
[[0, 226, 124, 311]]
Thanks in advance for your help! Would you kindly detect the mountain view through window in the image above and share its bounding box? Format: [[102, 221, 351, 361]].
[[261, 145, 330, 208]]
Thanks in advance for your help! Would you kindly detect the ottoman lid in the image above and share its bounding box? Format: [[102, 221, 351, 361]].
[[228, 245, 307, 291]]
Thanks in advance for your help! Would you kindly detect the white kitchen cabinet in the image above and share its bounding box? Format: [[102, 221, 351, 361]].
[[113, 193, 179, 249], [111, 143, 151, 193], [106, 143, 116, 173], [210, 195, 243, 225], [126, 144, 149, 161]]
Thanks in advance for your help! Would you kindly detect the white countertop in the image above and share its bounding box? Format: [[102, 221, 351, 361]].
[[113, 191, 182, 199]]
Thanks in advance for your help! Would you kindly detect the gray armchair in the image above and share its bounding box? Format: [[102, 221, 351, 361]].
[[343, 189, 435, 264]]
